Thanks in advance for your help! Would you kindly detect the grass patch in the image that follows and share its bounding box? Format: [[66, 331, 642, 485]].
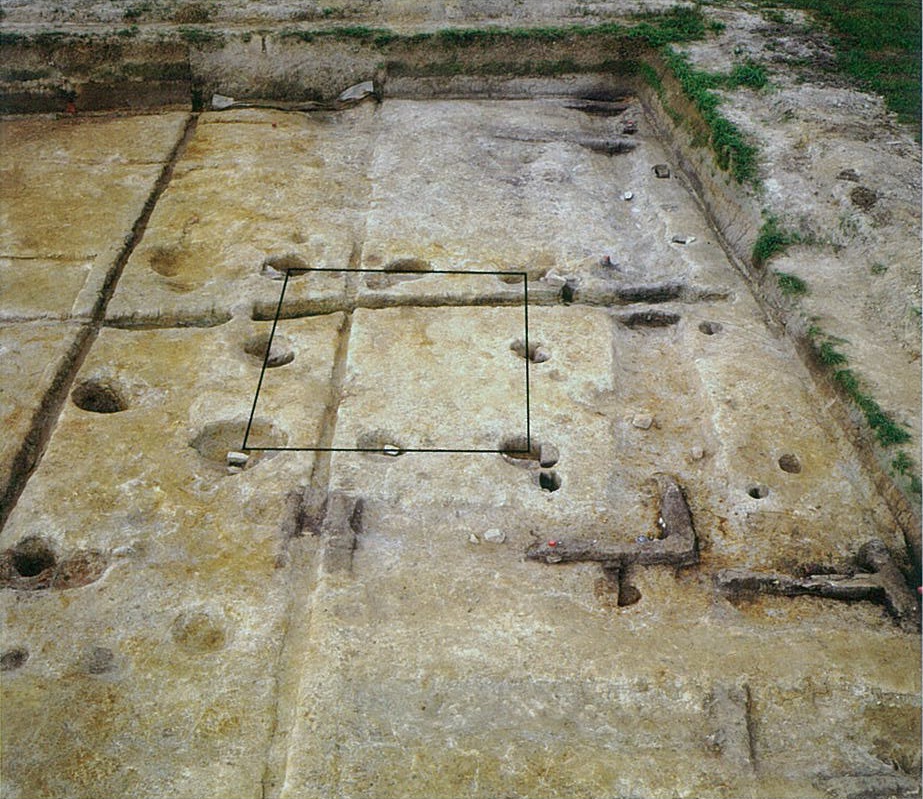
[[278, 9, 707, 49], [870, 261, 888, 275], [752, 216, 800, 266], [762, 8, 789, 24], [178, 27, 224, 46], [776, 0, 921, 131], [816, 340, 848, 366], [834, 368, 911, 445], [627, 5, 709, 45], [806, 326, 911, 447], [892, 450, 914, 475], [661, 48, 760, 183], [730, 60, 769, 89], [775, 271, 808, 296]]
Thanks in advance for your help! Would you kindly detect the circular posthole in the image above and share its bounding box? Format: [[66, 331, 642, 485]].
[[698, 321, 723, 336], [11, 537, 57, 578], [82, 646, 116, 675], [0, 648, 29, 672], [171, 610, 228, 654], [500, 435, 539, 464], [243, 333, 294, 368], [71, 379, 128, 414], [148, 244, 181, 277], [510, 339, 551, 363], [539, 470, 562, 492], [778, 453, 802, 474], [618, 584, 642, 607], [747, 484, 769, 500], [189, 419, 287, 470], [261, 253, 308, 280]]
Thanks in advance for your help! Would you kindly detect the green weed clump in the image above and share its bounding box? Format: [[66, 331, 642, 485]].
[[731, 60, 769, 89], [833, 369, 912, 445], [807, 327, 912, 447], [892, 450, 914, 475], [628, 6, 708, 45], [178, 27, 223, 45], [816, 340, 847, 366], [752, 216, 799, 266], [775, 271, 808, 296], [661, 48, 759, 183]]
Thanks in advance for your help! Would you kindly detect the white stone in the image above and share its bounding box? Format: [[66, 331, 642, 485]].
[[622, 191, 634, 201], [211, 94, 236, 110], [483, 528, 506, 544], [227, 450, 249, 467], [532, 346, 552, 364], [541, 269, 567, 288], [691, 446, 705, 460], [337, 81, 376, 103], [632, 414, 654, 430]]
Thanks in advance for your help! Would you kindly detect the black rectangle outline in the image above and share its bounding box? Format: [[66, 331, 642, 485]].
[[242, 267, 531, 454]]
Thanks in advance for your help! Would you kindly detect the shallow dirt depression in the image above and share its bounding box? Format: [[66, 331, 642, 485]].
[[0, 20, 920, 799]]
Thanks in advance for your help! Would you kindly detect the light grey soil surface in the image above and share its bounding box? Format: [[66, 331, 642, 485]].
[[0, 3, 920, 799]]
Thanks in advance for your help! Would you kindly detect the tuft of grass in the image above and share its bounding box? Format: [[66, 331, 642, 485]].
[[752, 216, 800, 266], [628, 6, 708, 45], [731, 60, 769, 89], [178, 27, 224, 45], [123, 4, 149, 21], [327, 25, 379, 40], [279, 9, 715, 51], [661, 48, 760, 183], [806, 326, 911, 446], [892, 450, 914, 475], [762, 8, 789, 24], [870, 261, 888, 275], [638, 61, 664, 94], [775, 270, 809, 296], [833, 368, 912, 445], [816, 340, 848, 365]]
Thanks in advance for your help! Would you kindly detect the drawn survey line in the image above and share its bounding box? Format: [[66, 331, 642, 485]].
[[245, 447, 532, 454], [243, 268, 531, 453], [242, 269, 290, 450]]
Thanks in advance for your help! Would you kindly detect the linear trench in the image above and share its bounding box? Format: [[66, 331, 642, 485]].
[[0, 113, 199, 532]]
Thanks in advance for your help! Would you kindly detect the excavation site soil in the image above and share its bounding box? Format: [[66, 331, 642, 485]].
[[0, 2, 920, 797]]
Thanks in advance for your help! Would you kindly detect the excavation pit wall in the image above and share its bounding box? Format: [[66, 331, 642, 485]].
[[1, 28, 921, 799]]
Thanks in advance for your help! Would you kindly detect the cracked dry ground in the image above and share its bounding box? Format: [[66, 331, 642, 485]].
[[0, 99, 920, 799]]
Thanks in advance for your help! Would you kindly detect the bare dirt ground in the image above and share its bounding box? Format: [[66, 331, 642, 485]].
[[0, 3, 920, 799]]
